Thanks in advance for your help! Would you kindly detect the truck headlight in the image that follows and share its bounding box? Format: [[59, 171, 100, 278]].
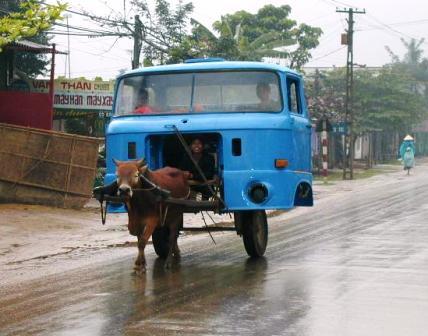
[[248, 183, 268, 204]]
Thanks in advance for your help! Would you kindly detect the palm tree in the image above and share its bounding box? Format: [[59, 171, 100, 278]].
[[190, 18, 294, 62]]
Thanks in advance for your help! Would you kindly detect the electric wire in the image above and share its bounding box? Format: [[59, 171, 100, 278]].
[[357, 18, 428, 30], [311, 46, 346, 62], [364, 13, 419, 41], [53, 22, 126, 35], [46, 31, 125, 37]]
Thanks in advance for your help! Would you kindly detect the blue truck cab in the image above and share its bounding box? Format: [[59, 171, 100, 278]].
[[105, 59, 313, 213]]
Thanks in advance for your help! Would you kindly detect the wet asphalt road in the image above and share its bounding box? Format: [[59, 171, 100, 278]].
[[1, 170, 428, 336]]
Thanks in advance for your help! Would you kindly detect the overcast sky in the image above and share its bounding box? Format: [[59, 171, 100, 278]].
[[45, 0, 428, 80]]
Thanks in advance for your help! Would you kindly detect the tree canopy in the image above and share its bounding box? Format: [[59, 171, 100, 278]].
[[306, 37, 428, 135], [180, 5, 322, 69], [91, 3, 321, 68], [0, 0, 65, 77], [0, 0, 65, 51], [88, 0, 193, 68], [306, 66, 427, 134]]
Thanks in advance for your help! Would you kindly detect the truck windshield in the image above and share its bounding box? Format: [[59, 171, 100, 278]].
[[114, 71, 282, 115]]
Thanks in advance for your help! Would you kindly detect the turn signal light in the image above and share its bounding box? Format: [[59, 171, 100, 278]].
[[275, 159, 288, 168]]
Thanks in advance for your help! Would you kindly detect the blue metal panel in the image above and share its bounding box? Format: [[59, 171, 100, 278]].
[[120, 61, 301, 78], [104, 62, 312, 213], [223, 170, 312, 210]]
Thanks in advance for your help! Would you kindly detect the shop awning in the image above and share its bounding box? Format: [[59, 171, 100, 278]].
[[5, 40, 67, 54]]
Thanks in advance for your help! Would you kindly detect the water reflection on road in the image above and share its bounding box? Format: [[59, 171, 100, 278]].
[[1, 169, 428, 336]]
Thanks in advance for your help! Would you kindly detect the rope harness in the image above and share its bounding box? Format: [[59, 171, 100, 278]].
[[97, 124, 225, 229], [97, 171, 191, 226]]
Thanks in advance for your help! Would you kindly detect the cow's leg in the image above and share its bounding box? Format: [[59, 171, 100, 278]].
[[134, 216, 159, 274], [165, 214, 181, 269], [173, 214, 183, 258], [134, 235, 146, 274]]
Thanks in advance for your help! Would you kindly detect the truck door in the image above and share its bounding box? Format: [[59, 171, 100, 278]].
[[286, 75, 311, 172]]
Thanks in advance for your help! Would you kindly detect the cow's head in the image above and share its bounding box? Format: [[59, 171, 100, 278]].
[[113, 158, 148, 198]]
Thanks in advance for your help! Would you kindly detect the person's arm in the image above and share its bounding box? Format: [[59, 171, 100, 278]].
[[178, 156, 194, 178], [201, 153, 215, 180], [410, 142, 416, 154]]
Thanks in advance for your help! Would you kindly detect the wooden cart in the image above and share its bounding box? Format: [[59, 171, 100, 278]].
[[0, 123, 99, 208]]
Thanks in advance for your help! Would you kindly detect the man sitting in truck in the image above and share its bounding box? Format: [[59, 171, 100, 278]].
[[134, 88, 157, 114], [256, 82, 281, 111], [178, 137, 217, 200]]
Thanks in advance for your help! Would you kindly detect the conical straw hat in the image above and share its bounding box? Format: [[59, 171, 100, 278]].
[[404, 135, 414, 141]]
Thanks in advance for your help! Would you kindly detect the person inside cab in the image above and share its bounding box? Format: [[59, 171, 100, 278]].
[[134, 88, 157, 114], [256, 82, 280, 111], [179, 137, 217, 200]]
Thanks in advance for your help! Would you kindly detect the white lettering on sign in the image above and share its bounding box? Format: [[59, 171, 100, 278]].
[[86, 95, 113, 106], [54, 94, 84, 106], [31, 79, 114, 110]]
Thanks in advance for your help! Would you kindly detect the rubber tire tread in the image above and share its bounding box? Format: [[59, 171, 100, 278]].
[[242, 210, 268, 258]]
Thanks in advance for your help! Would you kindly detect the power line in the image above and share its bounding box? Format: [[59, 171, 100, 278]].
[[46, 31, 125, 37], [311, 46, 346, 61], [318, 24, 345, 44], [0, 5, 127, 37], [91, 36, 122, 56], [58, 65, 128, 75], [319, 0, 355, 9], [305, 12, 336, 24], [54, 42, 130, 62], [53, 22, 125, 35], [358, 18, 428, 30], [64, 7, 132, 26], [328, 0, 356, 7], [46, 1, 133, 26], [364, 13, 418, 40]]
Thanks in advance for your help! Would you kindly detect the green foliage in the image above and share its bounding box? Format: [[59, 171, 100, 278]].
[[65, 118, 88, 135], [182, 5, 322, 69], [306, 68, 346, 121], [0, 0, 66, 51], [88, 3, 320, 67], [385, 38, 428, 129], [353, 67, 426, 132], [15, 33, 51, 77], [306, 67, 427, 133], [0, 1, 50, 76], [122, 0, 193, 65]]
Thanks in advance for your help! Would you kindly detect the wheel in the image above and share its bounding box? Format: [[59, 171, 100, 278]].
[[152, 226, 170, 259], [240, 210, 268, 258]]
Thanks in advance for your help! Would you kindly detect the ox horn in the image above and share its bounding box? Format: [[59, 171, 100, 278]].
[[136, 158, 147, 168], [112, 158, 124, 166]]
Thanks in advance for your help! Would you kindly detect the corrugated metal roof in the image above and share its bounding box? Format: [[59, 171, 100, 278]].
[[6, 40, 66, 54]]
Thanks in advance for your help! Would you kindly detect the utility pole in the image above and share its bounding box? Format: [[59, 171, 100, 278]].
[[336, 7, 365, 180], [132, 15, 143, 69], [63, 13, 72, 78], [314, 69, 322, 176]]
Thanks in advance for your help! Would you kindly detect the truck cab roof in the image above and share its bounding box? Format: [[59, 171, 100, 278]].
[[119, 61, 302, 79]]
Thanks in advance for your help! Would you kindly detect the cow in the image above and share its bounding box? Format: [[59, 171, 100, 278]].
[[113, 158, 191, 274]]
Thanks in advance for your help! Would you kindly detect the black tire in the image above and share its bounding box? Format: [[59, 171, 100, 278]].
[[152, 227, 170, 259], [241, 210, 268, 258]]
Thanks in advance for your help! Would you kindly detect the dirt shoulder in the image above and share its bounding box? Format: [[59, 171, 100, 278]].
[[0, 160, 420, 287]]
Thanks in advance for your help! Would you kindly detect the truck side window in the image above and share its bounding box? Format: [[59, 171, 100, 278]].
[[286, 77, 302, 114]]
